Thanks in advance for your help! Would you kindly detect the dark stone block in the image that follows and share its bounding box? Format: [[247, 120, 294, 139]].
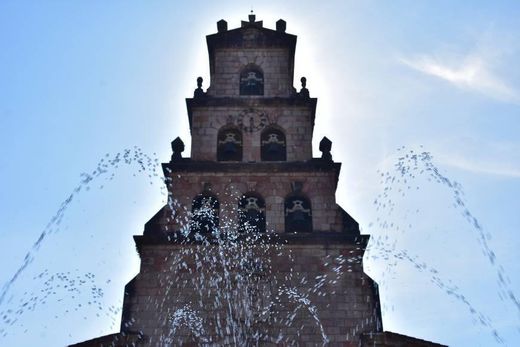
[[276, 19, 286, 32], [217, 19, 227, 32]]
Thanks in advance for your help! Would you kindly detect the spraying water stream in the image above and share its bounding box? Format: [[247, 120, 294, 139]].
[[0, 146, 518, 345]]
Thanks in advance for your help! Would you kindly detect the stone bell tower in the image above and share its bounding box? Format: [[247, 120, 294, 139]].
[[71, 14, 446, 347]]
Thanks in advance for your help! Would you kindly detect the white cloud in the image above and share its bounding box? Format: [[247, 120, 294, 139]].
[[432, 138, 520, 178], [437, 154, 520, 178], [400, 53, 520, 104]]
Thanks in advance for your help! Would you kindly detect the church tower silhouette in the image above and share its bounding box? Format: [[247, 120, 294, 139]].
[[72, 14, 445, 347]]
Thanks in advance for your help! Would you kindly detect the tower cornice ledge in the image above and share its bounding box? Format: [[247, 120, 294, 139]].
[[186, 96, 316, 107], [162, 160, 340, 174], [133, 232, 370, 250], [186, 97, 317, 130], [162, 160, 342, 193]]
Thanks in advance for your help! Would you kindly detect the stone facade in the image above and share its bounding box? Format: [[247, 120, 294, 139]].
[[188, 102, 315, 162], [154, 164, 344, 234], [112, 241, 380, 346], [207, 49, 293, 97], [71, 14, 446, 347]]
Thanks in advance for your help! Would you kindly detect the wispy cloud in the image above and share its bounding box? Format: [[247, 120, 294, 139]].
[[437, 154, 520, 178], [433, 138, 520, 178], [400, 53, 520, 104]]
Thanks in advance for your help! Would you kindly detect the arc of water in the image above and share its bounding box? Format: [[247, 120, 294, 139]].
[[0, 148, 162, 307]]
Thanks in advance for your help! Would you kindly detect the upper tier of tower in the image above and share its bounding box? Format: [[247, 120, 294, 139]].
[[186, 15, 316, 163], [205, 14, 297, 97]]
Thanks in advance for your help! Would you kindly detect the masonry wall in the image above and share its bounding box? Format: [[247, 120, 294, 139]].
[[121, 243, 382, 346], [190, 105, 314, 162], [160, 169, 342, 234], [206, 48, 293, 97]]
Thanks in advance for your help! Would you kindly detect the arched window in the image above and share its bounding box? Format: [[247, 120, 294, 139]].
[[284, 195, 312, 233], [261, 126, 286, 161], [191, 194, 219, 234], [240, 65, 264, 95], [217, 127, 242, 161], [239, 193, 266, 233]]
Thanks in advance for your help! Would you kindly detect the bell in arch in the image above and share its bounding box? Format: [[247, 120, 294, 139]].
[[223, 141, 238, 156], [261, 129, 286, 161], [239, 194, 266, 232], [285, 197, 312, 233], [217, 129, 243, 161]]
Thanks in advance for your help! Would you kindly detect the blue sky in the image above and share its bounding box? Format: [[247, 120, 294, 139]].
[[1, 1, 519, 346]]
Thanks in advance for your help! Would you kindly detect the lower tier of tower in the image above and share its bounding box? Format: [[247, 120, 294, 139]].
[[154, 160, 359, 237], [70, 233, 445, 347], [123, 235, 383, 346]]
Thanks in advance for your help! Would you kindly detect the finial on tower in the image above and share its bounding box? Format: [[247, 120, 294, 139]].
[[217, 19, 228, 32], [276, 19, 286, 32], [298, 77, 310, 98], [319, 136, 333, 162], [241, 10, 262, 28], [194, 77, 206, 98], [249, 10, 256, 23], [171, 137, 185, 162]]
